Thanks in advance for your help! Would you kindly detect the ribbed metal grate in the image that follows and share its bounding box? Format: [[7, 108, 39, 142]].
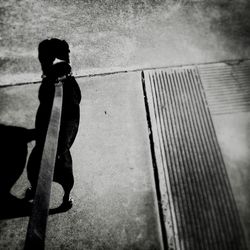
[[199, 61, 250, 115], [144, 67, 247, 250]]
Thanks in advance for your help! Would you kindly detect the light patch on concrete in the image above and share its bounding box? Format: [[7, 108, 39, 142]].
[[1, 0, 250, 85], [213, 112, 250, 248], [47, 72, 163, 249]]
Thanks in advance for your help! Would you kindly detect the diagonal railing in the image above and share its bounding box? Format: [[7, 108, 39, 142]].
[[24, 77, 65, 250]]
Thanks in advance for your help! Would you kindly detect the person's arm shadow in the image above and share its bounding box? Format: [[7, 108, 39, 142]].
[[0, 124, 35, 219]]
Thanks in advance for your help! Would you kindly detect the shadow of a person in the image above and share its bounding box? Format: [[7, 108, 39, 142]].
[[25, 38, 81, 212], [0, 124, 35, 219]]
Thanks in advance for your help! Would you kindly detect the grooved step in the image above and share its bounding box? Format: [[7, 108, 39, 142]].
[[198, 61, 250, 115], [144, 67, 247, 250]]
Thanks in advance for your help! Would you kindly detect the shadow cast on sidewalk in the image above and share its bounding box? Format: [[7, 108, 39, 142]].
[[0, 124, 35, 219], [0, 124, 34, 196], [0, 124, 72, 220], [0, 197, 71, 220]]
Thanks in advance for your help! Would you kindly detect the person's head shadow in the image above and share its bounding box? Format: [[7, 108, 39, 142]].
[[0, 124, 35, 219]]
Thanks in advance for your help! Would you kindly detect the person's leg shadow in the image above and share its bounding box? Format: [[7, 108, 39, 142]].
[[0, 124, 35, 219]]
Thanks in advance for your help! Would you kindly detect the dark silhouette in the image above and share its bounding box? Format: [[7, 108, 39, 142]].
[[25, 38, 81, 210], [0, 124, 35, 219]]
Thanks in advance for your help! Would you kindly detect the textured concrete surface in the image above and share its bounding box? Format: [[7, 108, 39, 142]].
[[1, 0, 250, 85], [1, 1, 250, 249], [198, 61, 250, 248], [213, 112, 250, 248], [0, 84, 38, 249], [144, 67, 249, 250], [0, 73, 163, 249]]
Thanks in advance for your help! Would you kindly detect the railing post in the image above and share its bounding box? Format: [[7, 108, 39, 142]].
[[24, 80, 63, 250]]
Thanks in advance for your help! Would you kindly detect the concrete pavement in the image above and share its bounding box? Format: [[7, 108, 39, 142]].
[[1, 62, 249, 249], [143, 63, 250, 249], [1, 0, 250, 249], [1, 0, 250, 85], [0, 72, 164, 249]]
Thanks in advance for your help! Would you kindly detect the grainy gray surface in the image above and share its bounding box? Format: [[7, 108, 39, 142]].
[[1, 0, 250, 85], [1, 1, 250, 249], [0, 73, 163, 250], [144, 66, 248, 249]]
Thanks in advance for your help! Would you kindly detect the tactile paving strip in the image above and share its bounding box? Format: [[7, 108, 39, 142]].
[[198, 60, 250, 115], [143, 66, 247, 250]]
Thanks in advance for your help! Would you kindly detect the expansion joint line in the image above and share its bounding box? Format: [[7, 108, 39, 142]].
[[141, 71, 168, 250]]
